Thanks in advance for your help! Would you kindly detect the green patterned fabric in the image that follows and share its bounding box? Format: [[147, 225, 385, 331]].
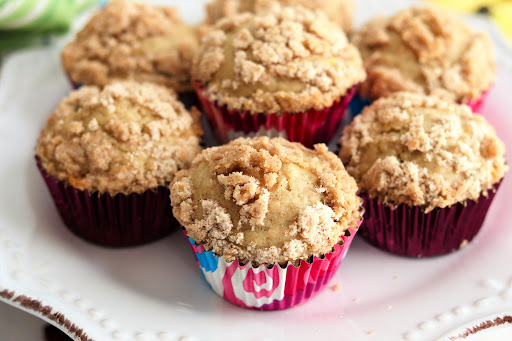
[[0, 0, 97, 52]]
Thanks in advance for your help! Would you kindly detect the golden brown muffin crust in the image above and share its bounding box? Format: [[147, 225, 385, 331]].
[[36, 82, 203, 195], [339, 92, 507, 212], [203, 0, 355, 33], [352, 7, 495, 102], [192, 5, 366, 115], [62, 1, 198, 93], [171, 137, 361, 266]]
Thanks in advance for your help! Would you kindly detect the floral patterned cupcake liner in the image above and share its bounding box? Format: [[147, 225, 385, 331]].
[[195, 81, 357, 148], [36, 158, 178, 247], [360, 182, 502, 257], [349, 88, 492, 116], [183, 211, 363, 310]]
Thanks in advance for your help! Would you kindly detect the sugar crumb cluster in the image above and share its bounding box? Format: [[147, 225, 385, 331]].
[[339, 92, 507, 211], [353, 6, 495, 102], [36, 82, 202, 195], [171, 137, 361, 266], [193, 4, 365, 114]]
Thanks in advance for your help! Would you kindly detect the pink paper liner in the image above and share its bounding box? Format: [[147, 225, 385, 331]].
[[467, 87, 491, 113], [184, 211, 363, 310], [36, 158, 178, 247], [360, 182, 501, 257], [194, 81, 357, 148]]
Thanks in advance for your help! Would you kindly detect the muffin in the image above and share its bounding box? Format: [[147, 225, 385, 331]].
[[36, 82, 203, 247], [339, 92, 507, 257], [61, 1, 198, 93], [203, 0, 355, 33], [170, 137, 362, 310], [350, 6, 495, 115], [192, 5, 366, 147]]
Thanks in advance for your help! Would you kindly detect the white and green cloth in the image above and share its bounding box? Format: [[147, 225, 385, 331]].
[[0, 0, 98, 52]]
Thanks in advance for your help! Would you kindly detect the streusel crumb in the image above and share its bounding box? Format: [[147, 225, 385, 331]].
[[352, 7, 495, 102], [192, 5, 365, 115], [36, 82, 203, 195], [171, 137, 361, 266], [62, 1, 198, 93], [339, 92, 507, 212], [203, 0, 355, 33]]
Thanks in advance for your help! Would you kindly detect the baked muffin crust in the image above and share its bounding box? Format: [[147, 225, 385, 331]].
[[352, 7, 495, 102], [36, 82, 203, 195], [339, 92, 507, 212], [203, 0, 355, 33], [62, 1, 198, 92], [171, 137, 361, 266], [192, 5, 366, 115]]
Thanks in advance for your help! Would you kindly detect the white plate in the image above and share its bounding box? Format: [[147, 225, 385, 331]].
[[1, 1, 512, 340], [439, 312, 512, 340]]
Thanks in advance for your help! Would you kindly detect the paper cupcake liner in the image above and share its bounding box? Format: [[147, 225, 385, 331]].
[[360, 183, 501, 257], [467, 88, 492, 113], [348, 88, 492, 116], [184, 216, 362, 310], [194, 81, 357, 148], [36, 158, 178, 247]]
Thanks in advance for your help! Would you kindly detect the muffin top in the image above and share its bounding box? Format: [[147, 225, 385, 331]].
[[36, 82, 203, 195], [339, 92, 507, 212], [171, 137, 361, 266], [192, 5, 365, 115], [203, 0, 355, 33], [352, 7, 495, 103], [62, 1, 198, 93]]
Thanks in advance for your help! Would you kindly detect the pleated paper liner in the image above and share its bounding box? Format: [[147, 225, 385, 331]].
[[194, 81, 357, 148], [348, 87, 492, 116], [466, 88, 492, 113], [183, 212, 363, 311], [360, 182, 502, 258], [36, 158, 178, 247]]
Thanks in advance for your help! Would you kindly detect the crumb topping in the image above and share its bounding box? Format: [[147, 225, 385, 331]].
[[203, 0, 355, 33], [192, 5, 365, 114], [339, 92, 507, 212], [171, 137, 361, 266], [62, 1, 199, 93], [352, 7, 495, 102], [36, 82, 203, 195]]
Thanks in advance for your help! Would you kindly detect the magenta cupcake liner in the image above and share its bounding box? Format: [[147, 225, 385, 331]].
[[194, 81, 357, 148], [36, 158, 178, 247], [360, 183, 501, 257], [183, 212, 363, 310], [467, 87, 492, 113]]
